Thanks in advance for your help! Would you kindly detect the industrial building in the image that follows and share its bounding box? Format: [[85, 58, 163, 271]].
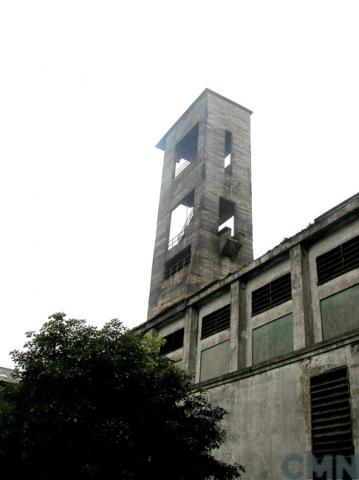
[[135, 89, 359, 479]]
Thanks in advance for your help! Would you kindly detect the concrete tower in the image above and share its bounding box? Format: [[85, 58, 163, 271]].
[[148, 89, 253, 319]]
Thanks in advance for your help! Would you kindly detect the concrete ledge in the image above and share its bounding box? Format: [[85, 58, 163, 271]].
[[195, 328, 359, 391]]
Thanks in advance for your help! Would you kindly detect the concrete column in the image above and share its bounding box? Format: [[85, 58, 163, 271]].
[[229, 280, 248, 372], [146, 327, 158, 338], [290, 244, 314, 349], [238, 281, 248, 370], [183, 306, 199, 381], [229, 281, 240, 372]]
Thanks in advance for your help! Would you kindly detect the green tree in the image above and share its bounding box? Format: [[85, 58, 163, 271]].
[[0, 313, 244, 479]]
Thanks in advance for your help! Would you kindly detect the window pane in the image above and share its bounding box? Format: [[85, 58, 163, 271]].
[[320, 283, 359, 340], [252, 313, 293, 364], [200, 340, 230, 382]]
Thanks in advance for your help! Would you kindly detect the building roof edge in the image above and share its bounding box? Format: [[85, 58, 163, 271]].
[[156, 88, 253, 150]]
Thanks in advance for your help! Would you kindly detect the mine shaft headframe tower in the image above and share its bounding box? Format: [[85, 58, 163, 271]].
[[147, 89, 253, 319]]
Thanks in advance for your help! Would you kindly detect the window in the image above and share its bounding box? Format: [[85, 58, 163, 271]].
[[310, 367, 355, 479], [168, 191, 194, 250], [200, 340, 230, 382], [160, 328, 184, 355], [252, 313, 293, 364], [174, 124, 198, 177], [251, 273, 292, 316], [218, 197, 235, 236], [201, 305, 231, 339], [224, 130, 232, 173], [320, 283, 359, 340], [164, 246, 191, 280], [316, 234, 359, 285]]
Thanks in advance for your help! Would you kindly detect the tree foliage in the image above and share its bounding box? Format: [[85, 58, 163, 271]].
[[0, 313, 244, 479]]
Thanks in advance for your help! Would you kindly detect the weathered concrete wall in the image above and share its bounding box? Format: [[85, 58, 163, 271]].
[[205, 91, 253, 268], [147, 92, 208, 318], [204, 341, 359, 479]]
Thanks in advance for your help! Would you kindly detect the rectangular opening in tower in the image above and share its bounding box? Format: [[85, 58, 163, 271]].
[[224, 130, 232, 173], [168, 190, 194, 250], [174, 124, 198, 177], [218, 197, 235, 236]]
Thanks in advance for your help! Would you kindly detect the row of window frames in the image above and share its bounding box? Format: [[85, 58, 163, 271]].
[[160, 304, 231, 355], [252, 234, 359, 315], [164, 230, 358, 300], [160, 274, 287, 354], [163, 280, 359, 359], [160, 296, 288, 356], [161, 234, 359, 352]]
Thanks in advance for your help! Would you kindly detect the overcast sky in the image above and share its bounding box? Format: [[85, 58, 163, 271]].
[[0, 1, 358, 367]]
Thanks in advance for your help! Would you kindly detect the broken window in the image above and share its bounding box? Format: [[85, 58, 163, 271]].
[[224, 130, 232, 173], [168, 191, 194, 249], [218, 197, 235, 236], [164, 246, 191, 280], [160, 328, 184, 355], [174, 124, 198, 177]]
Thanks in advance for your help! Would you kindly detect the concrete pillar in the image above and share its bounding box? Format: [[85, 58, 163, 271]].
[[238, 281, 248, 370], [183, 306, 199, 380], [146, 327, 158, 338], [229, 280, 247, 372], [290, 244, 314, 349], [229, 281, 240, 372]]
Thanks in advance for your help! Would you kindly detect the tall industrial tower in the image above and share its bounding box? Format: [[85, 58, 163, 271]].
[[148, 89, 253, 319]]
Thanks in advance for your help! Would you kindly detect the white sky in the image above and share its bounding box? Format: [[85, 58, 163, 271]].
[[0, 1, 358, 367]]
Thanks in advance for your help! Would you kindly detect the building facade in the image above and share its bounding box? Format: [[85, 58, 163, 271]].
[[0, 367, 14, 386], [136, 89, 359, 479]]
